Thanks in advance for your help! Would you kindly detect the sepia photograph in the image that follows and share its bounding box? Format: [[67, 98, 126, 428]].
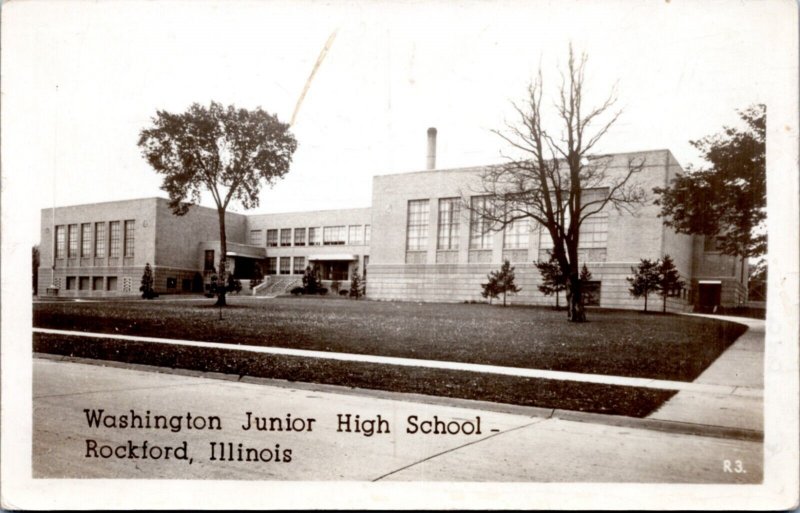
[[2, 0, 798, 509]]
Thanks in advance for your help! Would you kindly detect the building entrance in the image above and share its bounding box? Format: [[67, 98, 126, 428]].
[[697, 282, 722, 313]]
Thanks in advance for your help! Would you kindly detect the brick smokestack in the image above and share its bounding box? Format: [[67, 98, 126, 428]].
[[426, 127, 437, 170]]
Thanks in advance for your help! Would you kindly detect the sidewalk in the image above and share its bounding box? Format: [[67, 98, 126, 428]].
[[647, 315, 764, 432]]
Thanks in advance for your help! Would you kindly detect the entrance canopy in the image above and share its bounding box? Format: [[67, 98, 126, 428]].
[[308, 254, 358, 261]]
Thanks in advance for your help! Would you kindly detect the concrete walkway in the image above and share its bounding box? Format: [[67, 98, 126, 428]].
[[648, 315, 764, 432], [32, 357, 762, 482]]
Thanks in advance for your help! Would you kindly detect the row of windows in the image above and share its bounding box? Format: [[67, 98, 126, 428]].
[[64, 275, 119, 291], [251, 225, 371, 248], [264, 256, 307, 275], [55, 220, 134, 259], [407, 196, 608, 252]]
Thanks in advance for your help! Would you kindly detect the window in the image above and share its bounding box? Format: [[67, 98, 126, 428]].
[[280, 229, 292, 247], [363, 255, 369, 279], [583, 281, 601, 306], [308, 227, 321, 246], [293, 256, 306, 274], [437, 198, 460, 250], [182, 279, 192, 292], [279, 256, 291, 275], [92, 276, 104, 290], [364, 225, 371, 245], [348, 225, 363, 245], [323, 226, 346, 245], [55, 225, 65, 258], [503, 218, 529, 249], [123, 220, 135, 257], [106, 276, 118, 291], [65, 276, 76, 290], [204, 250, 215, 271], [109, 221, 121, 257], [266, 257, 277, 275], [249, 230, 263, 246], [469, 197, 493, 249], [79, 276, 90, 290], [80, 223, 92, 257], [406, 200, 429, 251], [68, 224, 78, 258], [266, 229, 278, 247], [166, 277, 177, 289], [294, 228, 306, 246], [94, 223, 106, 257], [578, 213, 608, 249]]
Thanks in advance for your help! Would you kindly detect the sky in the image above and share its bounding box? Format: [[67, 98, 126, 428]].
[[2, 0, 792, 247]]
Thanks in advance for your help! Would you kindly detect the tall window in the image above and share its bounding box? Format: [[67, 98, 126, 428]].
[[279, 256, 291, 274], [280, 229, 292, 247], [94, 222, 106, 257], [123, 220, 135, 257], [323, 226, 346, 245], [80, 223, 92, 257], [503, 218, 529, 249], [109, 221, 121, 257], [364, 225, 371, 245], [406, 199, 429, 251], [294, 228, 306, 246], [308, 227, 321, 246], [55, 225, 65, 258], [204, 250, 215, 271], [437, 198, 460, 250], [348, 225, 363, 245], [469, 196, 493, 249], [293, 256, 306, 274], [266, 229, 278, 247], [266, 257, 277, 275], [249, 230, 263, 246], [67, 224, 78, 258]]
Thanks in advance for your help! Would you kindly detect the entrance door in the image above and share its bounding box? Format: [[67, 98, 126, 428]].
[[697, 283, 722, 313]]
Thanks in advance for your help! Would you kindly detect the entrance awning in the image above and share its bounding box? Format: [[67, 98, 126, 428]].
[[308, 254, 358, 261]]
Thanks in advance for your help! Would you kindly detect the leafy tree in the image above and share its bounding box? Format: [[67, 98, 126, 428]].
[[656, 255, 685, 313], [139, 262, 156, 299], [654, 104, 766, 266], [138, 101, 297, 306], [748, 259, 767, 302], [627, 258, 660, 312], [470, 45, 645, 322], [32, 245, 40, 295], [535, 253, 567, 309], [482, 260, 522, 307], [349, 266, 363, 299], [249, 262, 264, 289], [302, 265, 319, 294], [227, 273, 242, 295]]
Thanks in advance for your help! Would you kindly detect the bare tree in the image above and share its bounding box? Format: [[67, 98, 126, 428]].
[[468, 45, 645, 322]]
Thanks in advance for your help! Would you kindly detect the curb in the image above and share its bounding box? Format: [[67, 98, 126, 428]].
[[34, 353, 763, 443]]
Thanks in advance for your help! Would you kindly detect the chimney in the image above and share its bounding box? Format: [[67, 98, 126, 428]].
[[426, 127, 437, 170]]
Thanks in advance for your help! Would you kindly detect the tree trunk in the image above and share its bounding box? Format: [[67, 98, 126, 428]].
[[662, 293, 667, 313], [556, 291, 560, 309], [566, 273, 586, 322], [503, 290, 507, 307], [216, 208, 228, 307], [644, 290, 648, 312]]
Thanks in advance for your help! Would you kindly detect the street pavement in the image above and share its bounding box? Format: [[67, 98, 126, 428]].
[[33, 354, 762, 482]]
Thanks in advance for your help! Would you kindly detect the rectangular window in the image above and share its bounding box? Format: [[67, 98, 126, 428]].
[[437, 198, 460, 250], [504, 218, 529, 249], [249, 230, 263, 246], [92, 276, 104, 290], [293, 256, 306, 274], [469, 196, 493, 249], [406, 200, 429, 251], [65, 276, 76, 290], [266, 229, 278, 247], [204, 250, 215, 271], [79, 276, 90, 290], [80, 223, 92, 257], [308, 227, 321, 246], [280, 229, 292, 247], [106, 276, 118, 291], [94, 223, 106, 257], [364, 225, 371, 245], [279, 256, 291, 275], [266, 257, 277, 275], [109, 221, 121, 257], [123, 220, 135, 257], [294, 228, 306, 246], [323, 226, 346, 245], [55, 225, 65, 259], [68, 224, 78, 258], [348, 225, 363, 245]]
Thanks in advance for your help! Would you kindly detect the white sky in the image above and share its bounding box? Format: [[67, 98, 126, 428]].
[[1, 0, 790, 245]]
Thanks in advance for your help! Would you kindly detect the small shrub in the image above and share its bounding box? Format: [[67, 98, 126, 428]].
[[290, 286, 305, 296], [339, 289, 349, 296], [318, 287, 328, 296], [140, 263, 156, 299]]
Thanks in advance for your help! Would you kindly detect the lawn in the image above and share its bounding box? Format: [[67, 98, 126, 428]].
[[34, 296, 747, 381]]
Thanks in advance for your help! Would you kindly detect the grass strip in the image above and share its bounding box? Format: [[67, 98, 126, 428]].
[[34, 332, 676, 418]]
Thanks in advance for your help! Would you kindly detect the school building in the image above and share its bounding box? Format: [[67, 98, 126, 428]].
[[37, 143, 748, 312]]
